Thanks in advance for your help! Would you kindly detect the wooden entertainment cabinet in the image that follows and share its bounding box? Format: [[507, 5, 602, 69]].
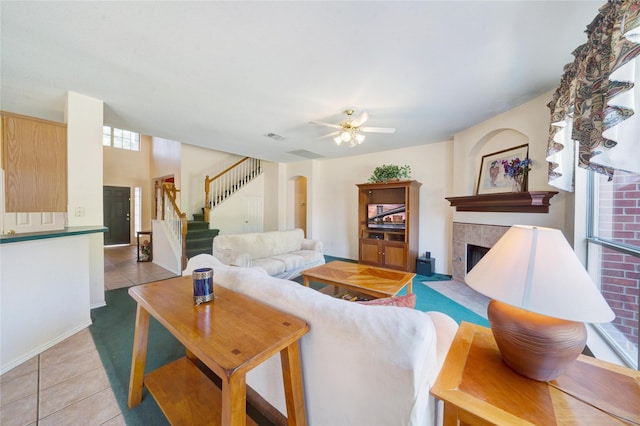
[[357, 180, 421, 272]]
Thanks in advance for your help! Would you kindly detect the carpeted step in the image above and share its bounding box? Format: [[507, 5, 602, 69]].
[[187, 220, 209, 231], [192, 213, 205, 222], [185, 228, 219, 259], [186, 235, 216, 250]]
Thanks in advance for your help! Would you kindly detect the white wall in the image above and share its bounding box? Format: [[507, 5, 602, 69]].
[[262, 161, 286, 231], [151, 137, 182, 196], [65, 91, 105, 308], [1, 235, 93, 374], [209, 175, 265, 235]]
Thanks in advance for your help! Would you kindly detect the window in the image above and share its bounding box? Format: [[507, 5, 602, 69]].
[[588, 170, 640, 369], [103, 126, 140, 151]]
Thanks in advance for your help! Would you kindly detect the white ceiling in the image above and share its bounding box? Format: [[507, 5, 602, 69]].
[[1, 1, 601, 163]]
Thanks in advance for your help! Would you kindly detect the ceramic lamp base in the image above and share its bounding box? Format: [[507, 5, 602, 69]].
[[488, 299, 587, 381]]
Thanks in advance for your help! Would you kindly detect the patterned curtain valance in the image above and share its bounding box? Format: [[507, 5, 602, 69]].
[[547, 0, 640, 191]]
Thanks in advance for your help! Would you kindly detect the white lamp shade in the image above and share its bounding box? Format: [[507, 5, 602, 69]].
[[465, 225, 615, 323]]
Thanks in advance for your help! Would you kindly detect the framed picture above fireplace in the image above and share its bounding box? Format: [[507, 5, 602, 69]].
[[476, 144, 529, 195]]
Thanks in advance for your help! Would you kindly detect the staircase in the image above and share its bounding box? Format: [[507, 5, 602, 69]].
[[204, 157, 262, 221], [155, 157, 260, 268], [185, 213, 219, 259]]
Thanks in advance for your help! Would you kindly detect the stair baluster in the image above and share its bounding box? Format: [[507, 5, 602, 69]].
[[203, 157, 262, 223]]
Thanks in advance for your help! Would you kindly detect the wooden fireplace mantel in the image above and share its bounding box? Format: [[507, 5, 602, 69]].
[[445, 191, 559, 213]]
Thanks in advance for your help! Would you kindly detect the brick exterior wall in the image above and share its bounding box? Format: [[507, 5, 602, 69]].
[[598, 173, 640, 346]]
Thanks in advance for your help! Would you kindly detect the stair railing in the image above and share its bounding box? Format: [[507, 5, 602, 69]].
[[203, 157, 262, 222], [159, 182, 188, 269]]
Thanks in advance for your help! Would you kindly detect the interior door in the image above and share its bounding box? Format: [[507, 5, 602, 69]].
[[103, 186, 131, 245], [243, 196, 263, 233]]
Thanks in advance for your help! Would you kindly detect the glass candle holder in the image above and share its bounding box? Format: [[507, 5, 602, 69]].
[[192, 267, 214, 306]]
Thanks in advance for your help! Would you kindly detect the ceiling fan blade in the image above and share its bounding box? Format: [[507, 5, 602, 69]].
[[350, 111, 369, 127], [318, 130, 340, 139], [361, 126, 396, 134], [309, 121, 342, 129]]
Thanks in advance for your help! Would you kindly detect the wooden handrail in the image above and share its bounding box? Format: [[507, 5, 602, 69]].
[[204, 156, 250, 188], [163, 183, 187, 234]]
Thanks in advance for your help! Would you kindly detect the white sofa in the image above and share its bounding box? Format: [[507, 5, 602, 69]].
[[211, 228, 324, 279], [184, 254, 459, 426]]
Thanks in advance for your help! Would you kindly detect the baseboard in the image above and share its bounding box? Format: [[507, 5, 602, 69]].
[[1, 320, 92, 375]]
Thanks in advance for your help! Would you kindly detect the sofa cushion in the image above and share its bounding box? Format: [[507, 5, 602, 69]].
[[290, 249, 324, 265], [251, 258, 286, 276], [270, 253, 305, 271], [358, 293, 417, 308]]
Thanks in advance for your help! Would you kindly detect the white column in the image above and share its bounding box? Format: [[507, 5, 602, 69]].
[[65, 92, 105, 308]]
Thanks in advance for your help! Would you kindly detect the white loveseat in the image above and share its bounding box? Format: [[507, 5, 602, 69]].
[[184, 255, 458, 426], [211, 228, 324, 279]]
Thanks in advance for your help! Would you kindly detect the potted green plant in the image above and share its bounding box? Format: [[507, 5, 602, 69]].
[[368, 164, 412, 183]]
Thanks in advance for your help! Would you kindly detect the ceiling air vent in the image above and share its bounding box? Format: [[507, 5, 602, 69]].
[[288, 149, 325, 159], [264, 132, 286, 141]]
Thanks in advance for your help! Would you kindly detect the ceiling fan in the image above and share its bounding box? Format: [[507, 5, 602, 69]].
[[310, 109, 396, 147]]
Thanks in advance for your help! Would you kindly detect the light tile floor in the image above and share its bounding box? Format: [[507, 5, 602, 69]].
[[423, 280, 490, 319], [1, 247, 486, 425], [0, 245, 177, 426]]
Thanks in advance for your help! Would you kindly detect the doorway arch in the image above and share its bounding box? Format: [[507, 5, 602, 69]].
[[293, 176, 307, 236]]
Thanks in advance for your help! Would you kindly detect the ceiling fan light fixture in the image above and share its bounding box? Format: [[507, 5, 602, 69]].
[[311, 108, 395, 148]]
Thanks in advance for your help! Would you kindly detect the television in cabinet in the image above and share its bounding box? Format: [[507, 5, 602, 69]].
[[357, 180, 421, 272]]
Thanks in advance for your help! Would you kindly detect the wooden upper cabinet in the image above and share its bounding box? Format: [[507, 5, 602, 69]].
[[1, 112, 67, 212]]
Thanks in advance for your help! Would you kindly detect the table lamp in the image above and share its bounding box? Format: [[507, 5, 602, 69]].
[[465, 225, 615, 381]]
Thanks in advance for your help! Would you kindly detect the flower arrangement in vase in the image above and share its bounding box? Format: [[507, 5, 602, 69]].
[[501, 158, 531, 192]]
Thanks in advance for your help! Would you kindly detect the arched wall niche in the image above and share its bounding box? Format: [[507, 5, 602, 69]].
[[468, 128, 529, 192]]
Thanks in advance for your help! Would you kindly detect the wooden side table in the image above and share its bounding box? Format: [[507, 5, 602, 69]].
[[431, 322, 640, 425], [127, 276, 309, 426]]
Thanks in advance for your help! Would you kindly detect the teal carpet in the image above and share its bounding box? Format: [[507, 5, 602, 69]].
[[90, 258, 486, 425], [89, 288, 179, 426]]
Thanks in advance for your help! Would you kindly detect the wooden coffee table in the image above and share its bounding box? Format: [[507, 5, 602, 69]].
[[127, 275, 309, 426], [302, 260, 415, 299]]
